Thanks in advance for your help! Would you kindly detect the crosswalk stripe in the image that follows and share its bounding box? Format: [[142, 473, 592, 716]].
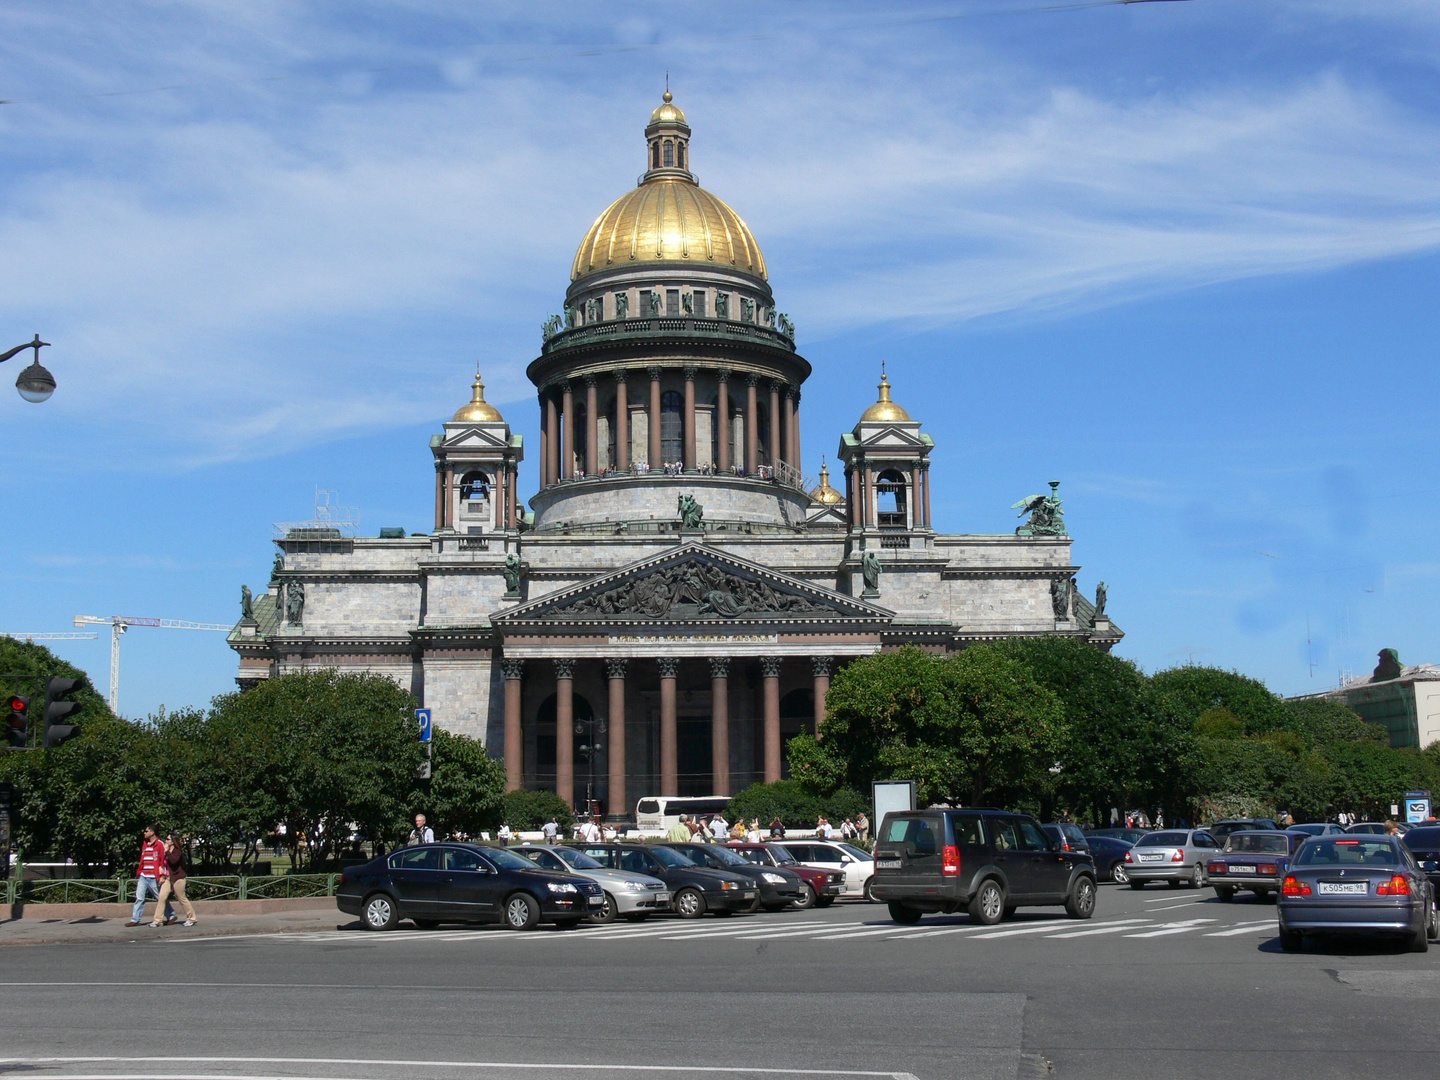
[[967, 921, 1077, 940], [735, 924, 889, 940], [1203, 921, 1276, 937], [582, 919, 829, 940], [1042, 920, 1154, 939], [653, 921, 837, 941], [807, 925, 933, 941], [881, 923, 989, 941], [1124, 919, 1215, 938]]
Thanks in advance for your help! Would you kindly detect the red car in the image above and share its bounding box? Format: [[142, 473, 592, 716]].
[[726, 842, 843, 909]]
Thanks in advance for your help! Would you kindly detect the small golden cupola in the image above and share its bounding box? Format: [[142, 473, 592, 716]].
[[810, 458, 844, 504], [859, 363, 912, 423], [452, 370, 504, 424]]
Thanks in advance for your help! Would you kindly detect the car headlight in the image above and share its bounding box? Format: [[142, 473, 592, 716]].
[[621, 880, 648, 891], [719, 880, 739, 890], [546, 882, 578, 894], [762, 873, 786, 884]]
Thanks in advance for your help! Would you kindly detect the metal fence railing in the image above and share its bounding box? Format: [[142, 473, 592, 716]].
[[3, 874, 340, 907]]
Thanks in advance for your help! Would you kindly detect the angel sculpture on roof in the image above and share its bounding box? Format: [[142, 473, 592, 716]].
[[1012, 480, 1066, 537]]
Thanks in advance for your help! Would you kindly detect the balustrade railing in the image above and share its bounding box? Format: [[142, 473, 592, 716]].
[[2, 873, 342, 906]]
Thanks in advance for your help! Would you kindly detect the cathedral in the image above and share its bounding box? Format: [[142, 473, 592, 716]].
[[229, 92, 1122, 815]]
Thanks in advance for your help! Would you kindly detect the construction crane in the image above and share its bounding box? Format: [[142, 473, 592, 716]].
[[73, 615, 232, 715], [2, 632, 100, 642]]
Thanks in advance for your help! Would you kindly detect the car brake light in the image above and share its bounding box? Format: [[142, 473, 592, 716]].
[[1282, 876, 1311, 896], [1124, 850, 1133, 863], [1376, 875, 1411, 896], [941, 844, 961, 877], [1208, 861, 1225, 874], [1258, 864, 1277, 875], [1171, 849, 1185, 862]]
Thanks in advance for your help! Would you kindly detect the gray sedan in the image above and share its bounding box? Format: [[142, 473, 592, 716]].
[[511, 844, 671, 922], [1123, 829, 1220, 889], [1278, 835, 1440, 952]]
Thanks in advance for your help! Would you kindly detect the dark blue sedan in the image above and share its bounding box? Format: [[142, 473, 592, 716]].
[[1277, 836, 1440, 953], [1081, 835, 1134, 883], [336, 843, 604, 931]]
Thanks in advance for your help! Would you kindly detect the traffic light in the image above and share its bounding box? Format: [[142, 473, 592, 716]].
[[5, 695, 29, 748], [42, 676, 83, 748]]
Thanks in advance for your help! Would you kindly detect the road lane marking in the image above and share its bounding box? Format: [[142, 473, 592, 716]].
[[583, 920, 833, 940], [1044, 920, 1154, 939], [1203, 920, 1276, 937], [1123, 919, 1215, 937], [967, 921, 1077, 939], [0, 1057, 921, 1078]]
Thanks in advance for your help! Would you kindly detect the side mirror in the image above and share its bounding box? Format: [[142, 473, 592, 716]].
[[840, 855, 853, 863]]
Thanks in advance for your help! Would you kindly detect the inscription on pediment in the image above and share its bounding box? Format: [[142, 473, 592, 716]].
[[555, 558, 832, 620]]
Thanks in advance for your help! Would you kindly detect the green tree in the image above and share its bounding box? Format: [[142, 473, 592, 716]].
[[790, 645, 1065, 808], [1150, 666, 1291, 737], [501, 788, 574, 833], [725, 780, 869, 830], [415, 728, 507, 840]]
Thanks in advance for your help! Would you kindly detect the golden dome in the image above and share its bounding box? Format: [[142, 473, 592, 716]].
[[571, 179, 767, 283], [859, 367, 912, 423], [810, 459, 843, 504], [650, 89, 687, 127], [452, 372, 503, 423]]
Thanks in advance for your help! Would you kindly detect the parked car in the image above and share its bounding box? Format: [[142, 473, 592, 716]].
[[660, 842, 806, 911], [575, 842, 757, 918], [775, 840, 876, 901], [1081, 834, 1134, 883], [509, 844, 670, 923], [1041, 823, 1091, 855], [1277, 835, 1440, 953], [1400, 826, 1440, 905], [336, 842, 603, 931], [1347, 821, 1412, 835], [724, 842, 845, 909], [1085, 828, 1149, 845], [1205, 830, 1302, 901], [1122, 829, 1220, 889], [1207, 819, 1278, 842], [1286, 823, 1347, 838], [871, 808, 1098, 926]]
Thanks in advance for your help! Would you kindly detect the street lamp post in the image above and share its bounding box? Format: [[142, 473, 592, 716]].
[[0, 335, 56, 403], [574, 715, 608, 819]]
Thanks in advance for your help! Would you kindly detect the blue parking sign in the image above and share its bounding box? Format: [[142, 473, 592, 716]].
[[415, 708, 432, 744]]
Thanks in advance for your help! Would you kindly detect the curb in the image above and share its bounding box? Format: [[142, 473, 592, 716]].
[[7, 896, 338, 920]]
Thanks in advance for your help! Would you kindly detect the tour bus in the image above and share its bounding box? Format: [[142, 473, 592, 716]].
[[635, 796, 732, 836]]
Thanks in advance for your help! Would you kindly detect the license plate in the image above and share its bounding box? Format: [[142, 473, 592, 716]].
[[1139, 854, 1163, 862], [1229, 865, 1255, 873], [877, 859, 901, 869], [657, 892, 670, 903], [587, 895, 605, 905], [742, 891, 756, 898], [1317, 881, 1367, 895]]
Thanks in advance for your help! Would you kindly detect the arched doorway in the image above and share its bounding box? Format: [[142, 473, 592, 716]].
[[533, 692, 595, 796]]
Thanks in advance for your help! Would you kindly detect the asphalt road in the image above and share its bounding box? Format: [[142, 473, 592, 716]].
[[2, 882, 1436, 1080]]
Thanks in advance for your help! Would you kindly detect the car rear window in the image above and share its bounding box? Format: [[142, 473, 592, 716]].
[[1225, 834, 1288, 854], [882, 816, 939, 854], [1137, 832, 1188, 847], [950, 815, 985, 847], [1293, 838, 1401, 866]]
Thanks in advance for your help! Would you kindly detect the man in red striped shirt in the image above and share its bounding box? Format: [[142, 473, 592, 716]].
[[126, 825, 174, 927]]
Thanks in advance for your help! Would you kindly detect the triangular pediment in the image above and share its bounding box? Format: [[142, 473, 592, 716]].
[[493, 544, 891, 628], [859, 426, 925, 450], [442, 425, 509, 449]]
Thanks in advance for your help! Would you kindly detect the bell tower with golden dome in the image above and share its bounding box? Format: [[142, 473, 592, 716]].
[[527, 91, 810, 534], [431, 369, 523, 535], [837, 363, 934, 547]]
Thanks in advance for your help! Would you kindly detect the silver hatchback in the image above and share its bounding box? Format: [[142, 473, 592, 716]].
[[1124, 829, 1220, 889]]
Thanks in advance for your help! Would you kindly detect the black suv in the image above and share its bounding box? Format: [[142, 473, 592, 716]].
[[871, 808, 1098, 926]]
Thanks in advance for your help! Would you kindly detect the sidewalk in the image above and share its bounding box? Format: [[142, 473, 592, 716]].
[[0, 898, 353, 946]]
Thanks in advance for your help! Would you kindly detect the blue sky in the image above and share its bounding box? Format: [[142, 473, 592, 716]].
[[3, 1, 1439, 718]]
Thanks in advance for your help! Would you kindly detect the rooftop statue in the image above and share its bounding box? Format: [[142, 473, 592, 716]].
[[503, 552, 524, 594], [240, 584, 254, 620], [861, 550, 882, 593], [1051, 575, 1073, 619], [542, 314, 562, 341], [1013, 481, 1066, 537], [1094, 580, 1107, 616], [678, 493, 704, 530], [271, 552, 284, 580], [285, 581, 305, 626]]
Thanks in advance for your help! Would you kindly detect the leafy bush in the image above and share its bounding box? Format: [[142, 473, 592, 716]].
[[725, 780, 869, 829], [502, 788, 574, 832]]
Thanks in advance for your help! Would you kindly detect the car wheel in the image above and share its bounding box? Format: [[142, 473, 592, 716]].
[[1426, 903, 1440, 942], [1111, 864, 1128, 884], [588, 892, 618, 925], [362, 893, 397, 932], [1279, 928, 1303, 953], [969, 879, 1006, 926], [791, 883, 817, 910], [863, 878, 878, 903], [1129, 880, 1146, 890], [1409, 927, 1430, 953], [503, 892, 540, 931], [1065, 876, 1097, 920], [412, 919, 440, 930], [1215, 887, 1235, 902], [674, 887, 707, 919], [1189, 864, 1206, 889], [888, 902, 922, 925]]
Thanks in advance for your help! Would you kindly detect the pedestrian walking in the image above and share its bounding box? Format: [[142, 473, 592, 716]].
[[497, 821, 513, 847], [126, 825, 174, 928], [666, 814, 692, 842], [769, 817, 786, 840], [151, 834, 197, 928], [542, 817, 560, 843], [855, 812, 869, 844]]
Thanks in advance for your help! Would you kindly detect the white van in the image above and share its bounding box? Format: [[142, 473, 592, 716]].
[[635, 796, 732, 836]]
